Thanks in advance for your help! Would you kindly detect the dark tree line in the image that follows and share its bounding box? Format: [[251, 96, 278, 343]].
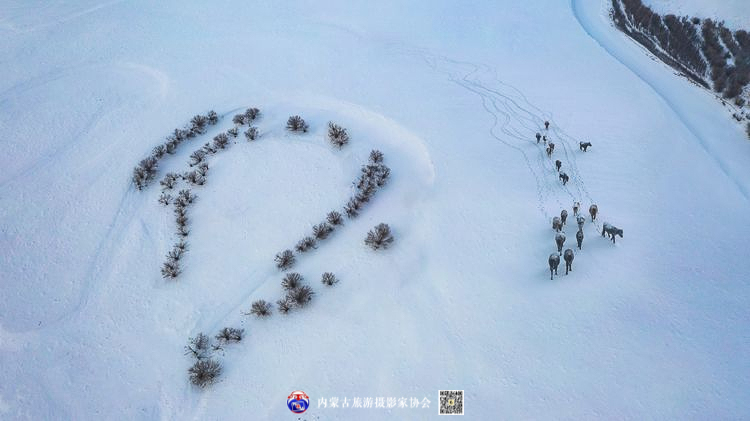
[[612, 0, 750, 104]]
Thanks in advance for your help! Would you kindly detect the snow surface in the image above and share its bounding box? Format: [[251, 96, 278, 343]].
[[644, 0, 750, 29], [1, 0, 749, 419]]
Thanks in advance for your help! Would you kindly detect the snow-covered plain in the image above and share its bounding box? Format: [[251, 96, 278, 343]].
[[1, 0, 749, 419]]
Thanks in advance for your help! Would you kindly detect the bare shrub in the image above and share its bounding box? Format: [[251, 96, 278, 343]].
[[365, 223, 394, 250], [245, 108, 260, 121], [295, 236, 317, 253], [207, 110, 219, 125], [177, 225, 190, 237], [281, 272, 304, 291], [197, 163, 209, 177], [286, 115, 309, 133], [167, 245, 185, 262], [321, 272, 338, 286], [176, 189, 196, 206], [132, 156, 158, 190], [175, 240, 188, 252], [215, 327, 244, 343], [232, 114, 247, 125], [275, 249, 295, 270], [189, 150, 206, 166], [213, 133, 229, 150], [344, 198, 362, 218], [369, 149, 384, 163], [327, 121, 349, 148], [277, 297, 293, 314], [185, 333, 212, 359], [313, 222, 333, 240], [158, 192, 171, 206], [190, 115, 208, 135], [161, 260, 180, 279], [160, 172, 178, 190], [184, 170, 206, 186], [200, 142, 216, 155], [227, 127, 239, 138], [245, 299, 272, 317], [152, 144, 166, 159], [188, 359, 222, 388], [326, 210, 343, 226], [244, 126, 259, 141], [286, 285, 314, 308]]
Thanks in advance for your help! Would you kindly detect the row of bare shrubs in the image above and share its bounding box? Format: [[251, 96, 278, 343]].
[[132, 111, 219, 190], [161, 189, 196, 279]]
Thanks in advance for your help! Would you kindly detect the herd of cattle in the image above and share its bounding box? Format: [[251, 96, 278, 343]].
[[539, 121, 624, 280]]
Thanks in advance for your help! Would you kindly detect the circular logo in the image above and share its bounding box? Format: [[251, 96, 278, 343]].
[[287, 390, 310, 414]]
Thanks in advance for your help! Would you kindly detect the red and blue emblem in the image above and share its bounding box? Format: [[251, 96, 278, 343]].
[[287, 390, 309, 414]]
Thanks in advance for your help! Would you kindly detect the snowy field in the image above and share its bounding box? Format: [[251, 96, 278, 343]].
[[1, 0, 749, 419]]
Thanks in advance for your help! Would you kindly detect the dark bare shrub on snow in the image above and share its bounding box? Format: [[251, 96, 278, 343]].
[[286, 115, 309, 133], [321, 272, 338, 286], [286, 285, 314, 308], [313, 222, 333, 240], [245, 107, 260, 121], [327, 121, 349, 149], [184, 170, 206, 186], [365, 223, 394, 250], [344, 198, 362, 218], [176, 189, 196, 207], [189, 150, 206, 166], [213, 133, 229, 150], [227, 127, 239, 138], [207, 110, 219, 125], [167, 244, 185, 262], [132, 156, 158, 190], [200, 142, 216, 155], [295, 236, 317, 253], [175, 240, 188, 251], [246, 299, 272, 317], [160, 172, 178, 190], [185, 332, 211, 359], [152, 144, 166, 159], [326, 210, 343, 226], [158, 192, 171, 206], [369, 149, 384, 163], [244, 126, 259, 141], [161, 260, 180, 279], [232, 114, 247, 125], [215, 327, 244, 343], [177, 225, 190, 237], [281, 272, 304, 291], [190, 114, 208, 135], [188, 359, 222, 388], [197, 163, 209, 177], [275, 249, 295, 270], [277, 297, 293, 314]]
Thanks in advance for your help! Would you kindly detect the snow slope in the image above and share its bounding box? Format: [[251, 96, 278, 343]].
[[1, 0, 749, 419], [644, 0, 750, 29]]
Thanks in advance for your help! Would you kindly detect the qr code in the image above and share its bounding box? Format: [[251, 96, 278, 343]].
[[439, 390, 464, 415]]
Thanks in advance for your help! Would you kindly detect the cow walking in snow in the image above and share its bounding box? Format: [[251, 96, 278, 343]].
[[573, 201, 581, 216], [549, 142, 555, 153], [544, 120, 550, 130], [579, 141, 592, 152], [601, 223, 623, 243], [555, 159, 562, 172], [576, 229, 584, 250], [546, 146, 552, 157], [576, 215, 585, 231], [548, 253, 560, 280], [560, 209, 568, 226], [589, 204, 598, 222], [536, 133, 541, 143], [552, 216, 562, 232], [555, 232, 566, 255], [559, 172, 569, 185], [564, 249, 574, 274], [543, 135, 547, 144]]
